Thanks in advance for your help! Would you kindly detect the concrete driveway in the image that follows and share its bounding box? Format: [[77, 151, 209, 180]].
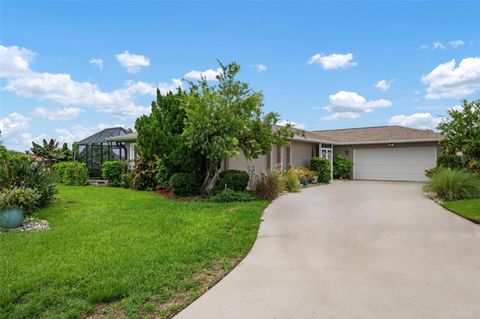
[[176, 181, 480, 319]]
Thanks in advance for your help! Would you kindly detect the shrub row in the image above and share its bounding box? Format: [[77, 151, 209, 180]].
[[52, 162, 89, 186]]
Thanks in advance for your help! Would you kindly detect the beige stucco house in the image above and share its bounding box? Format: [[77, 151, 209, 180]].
[[106, 125, 442, 182]]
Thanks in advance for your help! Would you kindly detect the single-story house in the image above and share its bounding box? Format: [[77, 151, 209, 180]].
[[102, 125, 442, 182]]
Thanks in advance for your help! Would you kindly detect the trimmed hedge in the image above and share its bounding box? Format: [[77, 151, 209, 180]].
[[310, 157, 331, 183], [169, 172, 201, 196], [52, 162, 88, 186], [101, 160, 125, 186], [214, 170, 249, 193], [333, 155, 352, 179]]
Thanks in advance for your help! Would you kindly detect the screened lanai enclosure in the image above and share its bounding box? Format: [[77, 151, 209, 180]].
[[74, 127, 132, 177]]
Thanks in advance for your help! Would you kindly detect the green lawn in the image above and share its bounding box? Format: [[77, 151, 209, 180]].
[[0, 186, 268, 319], [442, 199, 480, 223]]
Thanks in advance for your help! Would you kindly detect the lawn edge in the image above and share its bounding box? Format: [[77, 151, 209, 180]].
[[440, 203, 480, 225]]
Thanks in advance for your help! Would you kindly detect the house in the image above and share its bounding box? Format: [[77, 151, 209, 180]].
[[103, 125, 442, 182], [75, 127, 132, 177]]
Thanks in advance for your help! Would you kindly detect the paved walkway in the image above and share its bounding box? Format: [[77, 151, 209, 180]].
[[175, 181, 480, 319]]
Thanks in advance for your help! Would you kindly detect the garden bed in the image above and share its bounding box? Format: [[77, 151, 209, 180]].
[[0, 185, 268, 319]]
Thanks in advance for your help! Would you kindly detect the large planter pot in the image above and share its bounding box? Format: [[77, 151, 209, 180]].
[[0, 207, 24, 228]]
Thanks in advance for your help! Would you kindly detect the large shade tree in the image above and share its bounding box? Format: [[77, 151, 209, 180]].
[[182, 61, 293, 194]]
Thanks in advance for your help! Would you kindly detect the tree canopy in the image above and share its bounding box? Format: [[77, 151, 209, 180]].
[[135, 61, 294, 194], [437, 99, 480, 162], [30, 139, 72, 165]]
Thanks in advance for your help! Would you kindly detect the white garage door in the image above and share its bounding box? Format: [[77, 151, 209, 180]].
[[353, 147, 437, 182]]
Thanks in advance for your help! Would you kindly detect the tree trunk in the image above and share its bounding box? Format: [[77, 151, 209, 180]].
[[202, 160, 221, 195]]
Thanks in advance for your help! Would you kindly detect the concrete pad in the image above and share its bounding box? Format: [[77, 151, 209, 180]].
[[175, 181, 480, 319]]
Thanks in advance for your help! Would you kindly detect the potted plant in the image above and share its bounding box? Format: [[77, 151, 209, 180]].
[[0, 188, 40, 228]]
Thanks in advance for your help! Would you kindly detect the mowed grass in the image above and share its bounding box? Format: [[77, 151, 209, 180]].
[[442, 199, 480, 223], [0, 186, 268, 318]]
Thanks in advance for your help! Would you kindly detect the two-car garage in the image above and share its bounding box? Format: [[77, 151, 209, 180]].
[[352, 147, 437, 182]]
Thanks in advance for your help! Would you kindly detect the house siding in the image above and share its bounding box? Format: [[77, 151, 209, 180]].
[[290, 141, 316, 167]]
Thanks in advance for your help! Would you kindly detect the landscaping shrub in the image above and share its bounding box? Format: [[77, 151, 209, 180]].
[[437, 154, 467, 170], [211, 189, 252, 202], [102, 160, 126, 187], [131, 156, 158, 191], [0, 152, 56, 208], [284, 169, 300, 192], [292, 167, 315, 182], [425, 166, 441, 178], [52, 162, 89, 186], [213, 170, 249, 193], [168, 172, 201, 196], [468, 159, 480, 176], [310, 157, 331, 183], [0, 187, 41, 214], [427, 168, 480, 200], [333, 155, 353, 179], [254, 170, 285, 200], [155, 159, 170, 189]]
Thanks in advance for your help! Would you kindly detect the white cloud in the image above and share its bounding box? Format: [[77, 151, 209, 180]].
[[184, 68, 222, 81], [389, 112, 441, 129], [307, 53, 357, 69], [116, 51, 150, 73], [422, 57, 480, 99], [0, 113, 32, 150], [90, 58, 103, 70], [375, 79, 393, 91], [34, 107, 82, 120], [322, 91, 391, 120], [251, 64, 267, 72], [432, 41, 446, 50], [0, 44, 36, 78], [449, 40, 465, 48], [277, 120, 305, 129], [0, 44, 186, 119]]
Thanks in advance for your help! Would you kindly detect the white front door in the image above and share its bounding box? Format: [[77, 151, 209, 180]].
[[353, 147, 436, 182]]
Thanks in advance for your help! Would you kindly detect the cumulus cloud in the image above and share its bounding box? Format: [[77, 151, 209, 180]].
[[0, 44, 36, 77], [34, 107, 82, 120], [322, 91, 391, 120], [277, 120, 305, 129], [251, 64, 267, 72], [0, 44, 182, 119], [389, 112, 441, 129], [375, 79, 393, 91], [116, 51, 150, 73], [307, 53, 357, 69], [422, 57, 480, 99], [184, 68, 222, 81], [0, 113, 34, 150], [90, 58, 103, 70]]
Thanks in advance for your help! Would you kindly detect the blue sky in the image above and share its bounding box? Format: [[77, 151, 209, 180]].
[[1, 1, 479, 151]]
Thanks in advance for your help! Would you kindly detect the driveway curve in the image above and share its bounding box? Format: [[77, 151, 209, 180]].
[[175, 181, 480, 319]]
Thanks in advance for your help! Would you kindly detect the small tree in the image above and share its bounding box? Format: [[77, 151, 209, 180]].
[[31, 139, 72, 165], [135, 89, 204, 181], [437, 99, 480, 162], [182, 61, 293, 194]]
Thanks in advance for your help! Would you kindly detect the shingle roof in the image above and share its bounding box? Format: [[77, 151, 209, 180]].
[[77, 127, 132, 144], [310, 125, 442, 143]]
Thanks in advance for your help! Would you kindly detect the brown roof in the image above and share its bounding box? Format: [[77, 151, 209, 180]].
[[311, 125, 442, 143]]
